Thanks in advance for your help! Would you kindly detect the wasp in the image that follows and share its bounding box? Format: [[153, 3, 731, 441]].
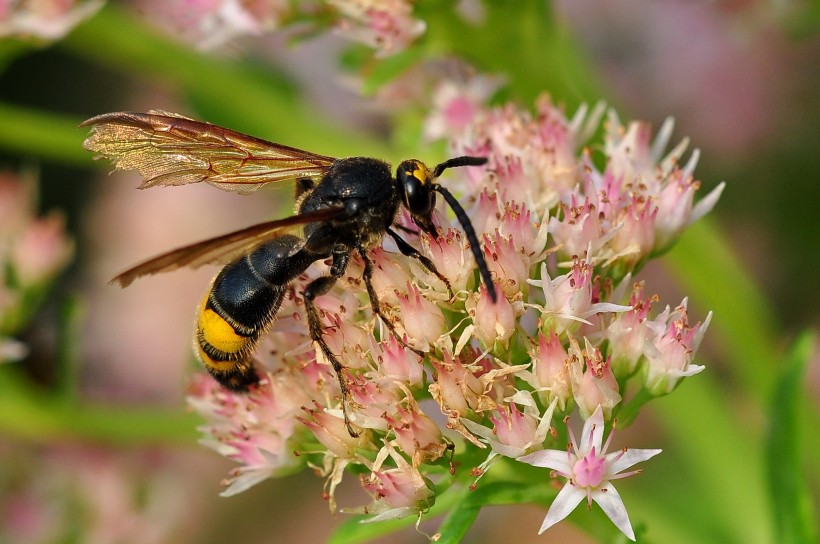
[[82, 111, 495, 434]]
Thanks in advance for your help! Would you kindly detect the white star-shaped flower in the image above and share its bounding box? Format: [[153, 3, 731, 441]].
[[518, 405, 661, 541]]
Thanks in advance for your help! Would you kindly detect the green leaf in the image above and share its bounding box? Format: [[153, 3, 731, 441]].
[[436, 480, 556, 543], [0, 101, 88, 165], [328, 514, 420, 544], [0, 38, 35, 73], [766, 332, 817, 544], [0, 366, 198, 445]]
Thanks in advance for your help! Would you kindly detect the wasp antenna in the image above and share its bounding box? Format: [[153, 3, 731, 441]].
[[432, 185, 497, 303], [432, 156, 488, 178]]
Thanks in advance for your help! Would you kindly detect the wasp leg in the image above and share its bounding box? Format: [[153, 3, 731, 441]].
[[357, 244, 426, 358], [392, 223, 419, 236], [386, 228, 454, 300], [303, 251, 359, 437]]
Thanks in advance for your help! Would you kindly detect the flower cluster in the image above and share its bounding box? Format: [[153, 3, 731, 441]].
[[328, 0, 425, 57], [137, 0, 425, 55], [137, 0, 290, 50], [0, 0, 102, 40], [188, 94, 720, 539], [0, 171, 73, 363]]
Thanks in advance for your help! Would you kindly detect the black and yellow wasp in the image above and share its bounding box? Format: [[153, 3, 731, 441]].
[[82, 111, 494, 433]]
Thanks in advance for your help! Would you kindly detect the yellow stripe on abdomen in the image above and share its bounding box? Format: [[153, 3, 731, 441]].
[[198, 307, 250, 355], [195, 343, 239, 373]]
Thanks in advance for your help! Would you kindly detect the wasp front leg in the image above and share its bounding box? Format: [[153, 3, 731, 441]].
[[302, 250, 360, 437], [386, 228, 454, 300], [357, 244, 426, 358]]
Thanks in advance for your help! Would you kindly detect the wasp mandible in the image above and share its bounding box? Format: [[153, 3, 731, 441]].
[[82, 111, 495, 434]]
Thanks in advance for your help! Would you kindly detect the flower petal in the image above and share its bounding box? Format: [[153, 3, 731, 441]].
[[579, 405, 605, 453], [606, 448, 663, 475], [690, 181, 725, 224], [539, 484, 585, 534], [592, 484, 635, 541], [518, 449, 571, 472]]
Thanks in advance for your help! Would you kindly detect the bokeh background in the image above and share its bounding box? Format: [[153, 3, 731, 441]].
[[0, 1, 817, 543]]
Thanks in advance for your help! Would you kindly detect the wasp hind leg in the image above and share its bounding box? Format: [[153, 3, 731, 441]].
[[303, 252, 360, 437]]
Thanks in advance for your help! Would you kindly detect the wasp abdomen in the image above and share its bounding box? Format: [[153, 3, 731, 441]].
[[195, 234, 315, 390]]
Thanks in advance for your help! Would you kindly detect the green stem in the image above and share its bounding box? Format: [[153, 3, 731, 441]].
[[616, 387, 654, 428]]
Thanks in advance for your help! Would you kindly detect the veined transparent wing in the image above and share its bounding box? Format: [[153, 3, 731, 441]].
[[82, 111, 335, 194]]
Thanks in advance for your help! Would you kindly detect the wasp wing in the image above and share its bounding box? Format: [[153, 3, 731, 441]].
[[81, 111, 336, 194], [111, 206, 344, 287]]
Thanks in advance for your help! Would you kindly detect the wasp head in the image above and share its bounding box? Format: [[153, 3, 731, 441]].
[[396, 159, 437, 237], [395, 156, 496, 302]]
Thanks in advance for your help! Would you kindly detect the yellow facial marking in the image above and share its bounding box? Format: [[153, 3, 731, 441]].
[[410, 161, 431, 185], [198, 308, 249, 354]]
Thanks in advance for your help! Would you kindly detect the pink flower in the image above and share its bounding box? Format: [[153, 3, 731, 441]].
[[490, 402, 538, 450], [518, 405, 662, 540], [298, 400, 374, 459], [187, 371, 308, 496], [424, 75, 501, 141], [364, 247, 412, 305], [643, 299, 711, 395], [346, 372, 403, 430], [429, 350, 483, 417], [383, 404, 448, 465], [609, 193, 658, 273], [0, 172, 31, 235], [494, 201, 549, 266], [465, 282, 516, 349], [329, 0, 426, 57], [568, 337, 621, 419], [137, 0, 288, 49], [481, 233, 529, 299], [529, 259, 631, 336], [462, 396, 558, 460], [549, 194, 607, 261], [606, 282, 657, 376], [602, 113, 724, 254], [374, 334, 423, 387], [420, 227, 473, 298], [395, 282, 445, 351], [522, 332, 572, 410], [353, 443, 435, 521], [11, 212, 74, 286], [0, 0, 102, 40]]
